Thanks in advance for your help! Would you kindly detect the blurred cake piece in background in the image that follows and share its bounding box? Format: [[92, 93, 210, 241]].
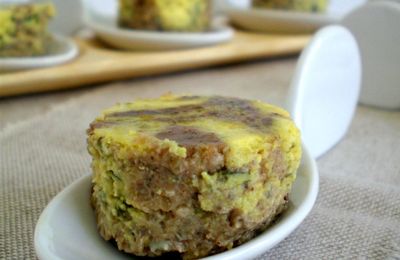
[[0, 3, 55, 57], [118, 0, 211, 32], [252, 0, 328, 13]]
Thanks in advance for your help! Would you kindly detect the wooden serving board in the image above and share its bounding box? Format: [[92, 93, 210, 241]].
[[0, 31, 310, 97]]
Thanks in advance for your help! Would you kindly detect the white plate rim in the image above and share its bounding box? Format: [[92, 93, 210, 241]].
[[0, 34, 79, 72], [227, 6, 338, 23], [34, 144, 318, 260], [85, 12, 234, 51], [225, 5, 339, 34]]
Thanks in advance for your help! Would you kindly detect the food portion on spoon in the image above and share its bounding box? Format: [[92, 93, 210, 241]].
[[85, 0, 233, 51], [87, 94, 302, 259], [0, 1, 79, 72], [0, 2, 55, 57], [224, 0, 336, 34], [252, 0, 328, 13], [118, 0, 212, 32]]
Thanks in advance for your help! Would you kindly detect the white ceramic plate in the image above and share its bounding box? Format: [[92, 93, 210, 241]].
[[0, 34, 78, 72], [35, 145, 318, 260], [86, 12, 234, 51], [224, 0, 366, 33]]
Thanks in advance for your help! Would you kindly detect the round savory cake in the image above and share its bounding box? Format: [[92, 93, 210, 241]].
[[252, 0, 328, 13], [118, 0, 211, 32], [0, 3, 55, 57], [87, 95, 302, 259]]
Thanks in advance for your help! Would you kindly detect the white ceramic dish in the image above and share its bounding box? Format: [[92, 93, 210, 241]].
[[35, 146, 318, 260], [0, 34, 78, 72], [287, 25, 361, 158], [224, 0, 366, 33], [49, 0, 84, 36], [85, 10, 234, 51], [342, 1, 400, 109]]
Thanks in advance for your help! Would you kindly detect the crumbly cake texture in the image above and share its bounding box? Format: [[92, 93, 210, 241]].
[[118, 0, 211, 32], [0, 3, 55, 57], [252, 0, 328, 12], [87, 95, 302, 259]]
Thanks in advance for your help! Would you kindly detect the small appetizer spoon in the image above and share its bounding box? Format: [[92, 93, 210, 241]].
[[287, 25, 361, 158]]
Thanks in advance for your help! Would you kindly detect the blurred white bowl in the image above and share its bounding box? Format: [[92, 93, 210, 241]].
[[49, 0, 84, 36], [342, 1, 400, 109]]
